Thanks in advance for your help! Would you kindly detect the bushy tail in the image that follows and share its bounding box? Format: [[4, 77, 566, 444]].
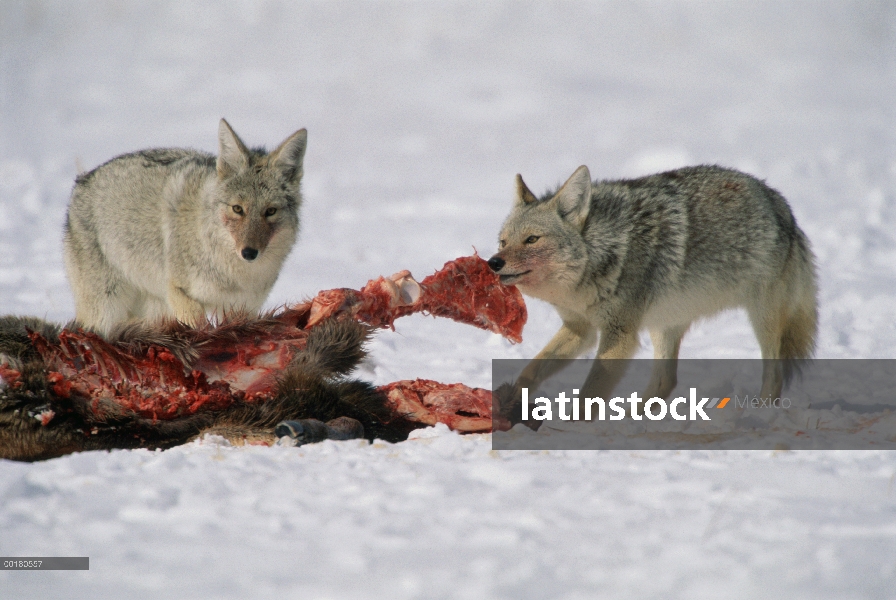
[[778, 230, 818, 384]]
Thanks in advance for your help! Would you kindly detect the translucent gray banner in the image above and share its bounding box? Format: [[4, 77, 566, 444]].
[[1, 557, 89, 570], [491, 359, 896, 450]]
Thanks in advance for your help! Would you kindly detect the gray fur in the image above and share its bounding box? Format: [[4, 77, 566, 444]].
[[64, 119, 307, 337], [490, 165, 818, 404]]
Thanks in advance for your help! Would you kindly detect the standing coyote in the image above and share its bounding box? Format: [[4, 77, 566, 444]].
[[64, 119, 306, 336], [488, 165, 817, 406]]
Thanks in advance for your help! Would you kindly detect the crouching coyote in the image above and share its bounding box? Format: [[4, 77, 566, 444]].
[[488, 165, 817, 411]]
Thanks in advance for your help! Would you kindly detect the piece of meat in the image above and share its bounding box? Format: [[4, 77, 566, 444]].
[[303, 255, 527, 343], [13, 255, 524, 431], [32, 329, 239, 421], [379, 379, 496, 433]]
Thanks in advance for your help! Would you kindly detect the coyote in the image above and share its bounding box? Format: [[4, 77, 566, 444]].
[[488, 165, 818, 407], [64, 119, 306, 336]]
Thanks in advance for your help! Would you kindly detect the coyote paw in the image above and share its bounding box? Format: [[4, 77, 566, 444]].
[[494, 382, 540, 431]]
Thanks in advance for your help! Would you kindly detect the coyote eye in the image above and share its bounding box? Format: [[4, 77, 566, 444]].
[[499, 239, 506, 248], [524, 235, 540, 244], [264, 207, 277, 217], [232, 205, 244, 215]]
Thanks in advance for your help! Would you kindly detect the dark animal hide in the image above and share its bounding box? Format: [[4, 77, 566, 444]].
[[0, 315, 415, 461]]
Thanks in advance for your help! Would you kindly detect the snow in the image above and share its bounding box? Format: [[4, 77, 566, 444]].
[[1, 1, 895, 597]]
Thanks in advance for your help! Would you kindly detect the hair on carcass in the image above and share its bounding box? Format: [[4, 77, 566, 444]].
[[0, 315, 409, 462]]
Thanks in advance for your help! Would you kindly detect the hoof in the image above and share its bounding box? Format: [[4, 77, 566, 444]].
[[275, 420, 306, 446], [275, 419, 327, 446], [275, 417, 364, 446], [324, 416, 365, 441]]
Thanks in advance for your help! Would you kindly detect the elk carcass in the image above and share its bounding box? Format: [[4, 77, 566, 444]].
[[0, 256, 525, 461]]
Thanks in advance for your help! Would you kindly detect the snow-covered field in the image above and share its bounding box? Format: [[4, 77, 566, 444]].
[[1, 1, 894, 597]]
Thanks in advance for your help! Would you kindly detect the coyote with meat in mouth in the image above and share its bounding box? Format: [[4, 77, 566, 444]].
[[488, 164, 818, 407]]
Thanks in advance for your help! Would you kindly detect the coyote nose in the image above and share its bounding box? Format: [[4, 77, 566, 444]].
[[241, 247, 259, 261], [487, 256, 505, 272]]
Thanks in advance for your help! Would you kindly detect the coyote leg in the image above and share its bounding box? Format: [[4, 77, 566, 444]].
[[642, 324, 689, 401]]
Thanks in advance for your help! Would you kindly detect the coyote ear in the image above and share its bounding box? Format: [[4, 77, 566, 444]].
[[515, 174, 538, 206], [553, 165, 592, 228], [270, 128, 308, 183], [217, 119, 250, 178]]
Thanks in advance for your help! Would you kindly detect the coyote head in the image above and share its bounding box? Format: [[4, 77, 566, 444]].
[[214, 119, 306, 262], [488, 166, 593, 297]]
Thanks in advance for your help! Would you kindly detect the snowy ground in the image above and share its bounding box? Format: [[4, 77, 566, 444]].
[[1, 1, 895, 598]]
